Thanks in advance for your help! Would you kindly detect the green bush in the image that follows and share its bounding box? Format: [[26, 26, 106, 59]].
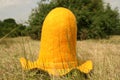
[[0, 18, 27, 38]]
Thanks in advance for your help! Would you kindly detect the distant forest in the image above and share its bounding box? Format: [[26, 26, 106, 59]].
[[0, 0, 120, 40]]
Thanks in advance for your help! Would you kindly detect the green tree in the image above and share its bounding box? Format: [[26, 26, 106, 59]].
[[28, 0, 120, 40], [0, 18, 27, 38], [3, 18, 16, 24]]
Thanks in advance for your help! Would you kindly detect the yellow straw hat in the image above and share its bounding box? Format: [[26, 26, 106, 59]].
[[20, 7, 93, 76]]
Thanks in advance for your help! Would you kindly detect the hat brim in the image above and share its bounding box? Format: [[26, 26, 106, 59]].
[[20, 58, 93, 76]]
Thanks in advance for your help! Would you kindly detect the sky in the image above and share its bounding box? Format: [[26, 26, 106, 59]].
[[104, 0, 120, 11], [0, 0, 120, 23], [0, 0, 39, 23]]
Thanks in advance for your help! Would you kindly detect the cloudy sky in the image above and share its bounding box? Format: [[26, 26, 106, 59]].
[[0, 0, 39, 23], [104, 0, 120, 10], [0, 0, 120, 23]]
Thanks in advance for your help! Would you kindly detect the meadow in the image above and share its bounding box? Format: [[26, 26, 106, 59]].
[[0, 36, 120, 80]]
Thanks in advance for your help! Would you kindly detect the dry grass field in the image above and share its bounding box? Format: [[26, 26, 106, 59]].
[[0, 36, 120, 80]]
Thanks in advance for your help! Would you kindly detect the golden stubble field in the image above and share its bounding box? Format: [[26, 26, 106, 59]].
[[0, 36, 120, 80]]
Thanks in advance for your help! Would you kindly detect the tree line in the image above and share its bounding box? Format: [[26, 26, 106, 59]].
[[0, 18, 27, 38], [0, 0, 120, 40]]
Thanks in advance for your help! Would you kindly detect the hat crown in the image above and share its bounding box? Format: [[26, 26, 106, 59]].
[[38, 7, 78, 69]]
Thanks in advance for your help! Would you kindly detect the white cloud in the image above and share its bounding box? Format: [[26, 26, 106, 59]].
[[0, 0, 33, 9], [0, 0, 39, 23]]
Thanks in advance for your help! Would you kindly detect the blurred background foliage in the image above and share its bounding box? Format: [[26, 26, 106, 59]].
[[0, 0, 120, 40], [0, 18, 27, 38]]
